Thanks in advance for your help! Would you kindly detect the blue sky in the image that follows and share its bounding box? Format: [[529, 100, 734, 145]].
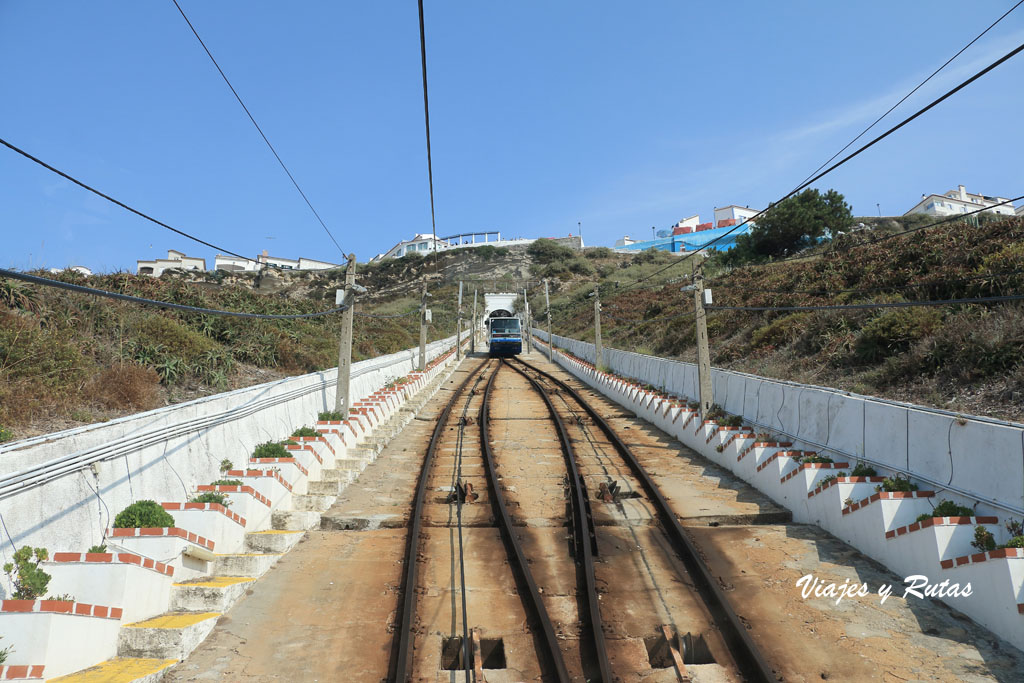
[[2, 1, 1022, 273]]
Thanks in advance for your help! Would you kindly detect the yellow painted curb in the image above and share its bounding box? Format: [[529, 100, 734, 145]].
[[125, 612, 220, 629], [47, 657, 177, 681]]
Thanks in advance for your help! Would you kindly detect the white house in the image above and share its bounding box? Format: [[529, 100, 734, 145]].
[[371, 234, 451, 262], [214, 255, 259, 272], [713, 205, 758, 226], [137, 250, 206, 277], [904, 185, 1015, 218], [48, 266, 93, 276], [614, 236, 640, 247]]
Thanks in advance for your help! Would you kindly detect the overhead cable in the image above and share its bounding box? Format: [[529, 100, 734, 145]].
[[0, 268, 348, 319], [617, 40, 1024, 293], [169, 0, 345, 258], [416, 0, 439, 267], [708, 294, 1024, 313], [0, 137, 268, 267], [713, 267, 1024, 297]]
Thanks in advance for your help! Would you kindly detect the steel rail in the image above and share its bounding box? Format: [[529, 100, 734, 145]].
[[513, 356, 777, 682], [478, 364, 572, 683], [388, 359, 489, 682], [503, 359, 614, 682]]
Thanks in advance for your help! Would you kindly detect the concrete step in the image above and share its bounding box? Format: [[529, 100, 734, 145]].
[[318, 468, 357, 484], [47, 657, 177, 682], [211, 552, 283, 577], [308, 479, 346, 495], [245, 529, 306, 554], [118, 612, 220, 661], [291, 493, 335, 512], [169, 575, 256, 612], [272, 509, 321, 530]]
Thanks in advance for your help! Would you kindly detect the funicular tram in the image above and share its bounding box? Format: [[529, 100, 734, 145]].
[[485, 309, 522, 357]]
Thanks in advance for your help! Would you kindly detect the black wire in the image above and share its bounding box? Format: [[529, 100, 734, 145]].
[[713, 267, 1024, 297], [0, 137, 271, 267], [0, 268, 349, 319], [170, 0, 346, 258], [417, 0, 439, 270], [617, 40, 1024, 293], [708, 293, 1024, 313], [791, 0, 1024, 192]]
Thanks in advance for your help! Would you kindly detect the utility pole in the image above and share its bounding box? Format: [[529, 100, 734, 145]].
[[419, 284, 429, 371], [544, 278, 552, 361], [592, 284, 603, 371], [522, 287, 532, 354], [692, 261, 714, 418], [456, 280, 464, 361], [471, 289, 478, 354], [334, 253, 357, 416]]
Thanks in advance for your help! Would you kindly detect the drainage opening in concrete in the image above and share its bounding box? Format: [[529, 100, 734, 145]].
[[644, 632, 715, 668], [441, 636, 506, 670]]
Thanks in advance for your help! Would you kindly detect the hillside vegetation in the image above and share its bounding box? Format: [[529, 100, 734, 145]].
[[3, 218, 1022, 442], [544, 216, 1024, 422]]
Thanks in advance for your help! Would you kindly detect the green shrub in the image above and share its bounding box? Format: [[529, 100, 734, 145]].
[[211, 479, 244, 486], [800, 454, 834, 464], [567, 258, 595, 276], [291, 426, 320, 438], [915, 499, 974, 523], [219, 458, 233, 473], [87, 544, 107, 554], [0, 637, 10, 664], [850, 463, 878, 477], [1004, 535, 1024, 548], [113, 500, 175, 529], [585, 247, 614, 259], [721, 415, 743, 427], [0, 426, 13, 443], [252, 441, 290, 459], [853, 308, 942, 363], [819, 474, 839, 487], [318, 410, 344, 421], [705, 403, 726, 421], [750, 313, 812, 350], [875, 475, 917, 493], [3, 546, 51, 599], [191, 492, 231, 507], [1006, 518, 1024, 537], [971, 525, 996, 552], [527, 239, 575, 264]]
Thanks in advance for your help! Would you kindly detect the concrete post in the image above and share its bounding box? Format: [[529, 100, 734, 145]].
[[456, 280, 464, 361], [593, 285, 603, 371], [523, 287, 532, 354], [693, 262, 714, 418], [334, 253, 357, 416], [544, 279, 553, 361], [419, 284, 428, 372], [471, 289, 478, 354]]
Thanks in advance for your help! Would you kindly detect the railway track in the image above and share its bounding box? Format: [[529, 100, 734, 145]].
[[388, 355, 777, 682]]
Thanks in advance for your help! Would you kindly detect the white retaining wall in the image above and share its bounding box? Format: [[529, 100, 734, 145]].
[[532, 332, 1024, 652], [0, 334, 464, 556], [535, 330, 1024, 517]]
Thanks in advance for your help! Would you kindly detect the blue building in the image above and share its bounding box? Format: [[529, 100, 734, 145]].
[[616, 221, 753, 254]]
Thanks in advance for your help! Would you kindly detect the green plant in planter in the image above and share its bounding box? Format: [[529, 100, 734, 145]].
[[819, 473, 839, 487], [211, 479, 244, 486], [875, 475, 918, 493], [252, 441, 290, 459], [799, 454, 834, 464], [1005, 518, 1023, 538], [705, 404, 726, 421], [0, 639, 10, 664], [291, 426, 320, 438], [87, 544, 107, 554], [720, 415, 743, 428], [755, 432, 773, 442], [48, 593, 75, 602], [686, 401, 700, 410], [850, 462, 878, 478], [3, 546, 51, 599], [915, 499, 974, 523], [190, 492, 231, 507], [318, 410, 344, 421], [970, 525, 996, 552], [113, 500, 175, 529], [1003, 535, 1024, 548], [219, 458, 233, 474]]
